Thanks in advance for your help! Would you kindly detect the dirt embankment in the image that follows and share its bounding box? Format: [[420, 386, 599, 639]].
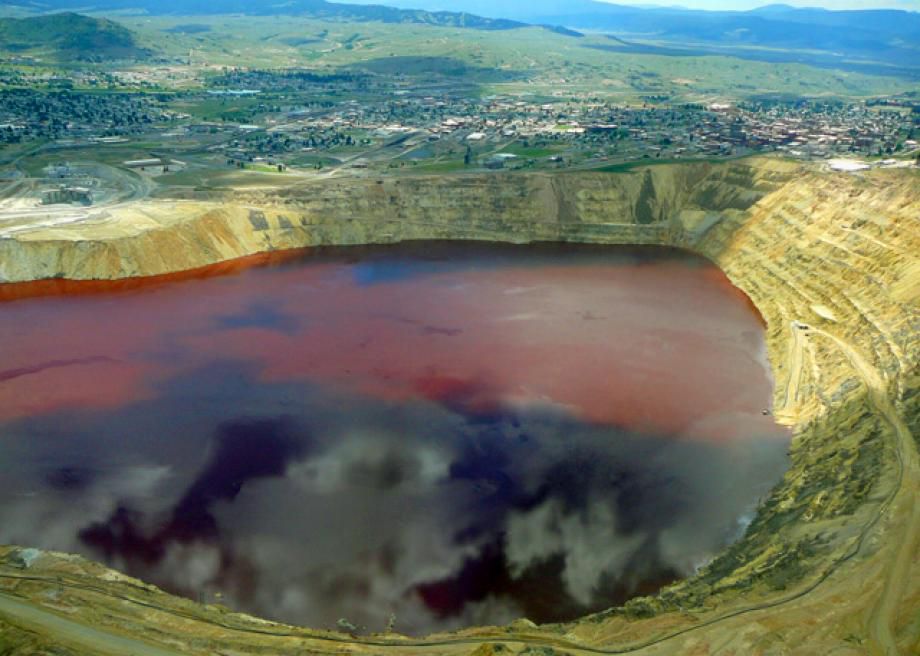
[[0, 158, 917, 655]]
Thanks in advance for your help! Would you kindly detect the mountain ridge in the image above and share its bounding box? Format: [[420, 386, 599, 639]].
[[1, 0, 530, 31], [333, 0, 920, 72], [0, 12, 148, 61]]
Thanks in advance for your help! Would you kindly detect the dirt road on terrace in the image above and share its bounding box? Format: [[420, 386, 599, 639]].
[[807, 328, 920, 656], [0, 594, 185, 656]]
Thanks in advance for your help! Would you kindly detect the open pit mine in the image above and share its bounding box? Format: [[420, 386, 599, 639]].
[[0, 157, 917, 655]]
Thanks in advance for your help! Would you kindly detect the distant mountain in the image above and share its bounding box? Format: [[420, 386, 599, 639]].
[[338, 0, 920, 73], [372, 0, 920, 41], [5, 0, 528, 31], [333, 0, 606, 20], [0, 12, 147, 60], [745, 4, 918, 35], [8, 1, 918, 74]]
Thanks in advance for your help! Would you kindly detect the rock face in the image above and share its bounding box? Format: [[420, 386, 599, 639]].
[[0, 158, 917, 655], [0, 159, 793, 283]]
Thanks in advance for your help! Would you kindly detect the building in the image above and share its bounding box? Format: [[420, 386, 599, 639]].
[[44, 163, 72, 178], [123, 158, 165, 169], [41, 185, 92, 205]]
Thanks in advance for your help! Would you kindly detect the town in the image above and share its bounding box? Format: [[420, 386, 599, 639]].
[[2, 75, 918, 178]]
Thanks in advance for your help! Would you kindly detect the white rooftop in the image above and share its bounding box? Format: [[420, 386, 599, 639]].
[[828, 159, 871, 172]]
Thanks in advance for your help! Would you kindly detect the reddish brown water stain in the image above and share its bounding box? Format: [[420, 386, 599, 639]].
[[0, 249, 310, 303]]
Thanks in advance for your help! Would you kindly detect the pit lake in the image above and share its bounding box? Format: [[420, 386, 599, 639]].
[[0, 242, 790, 634]]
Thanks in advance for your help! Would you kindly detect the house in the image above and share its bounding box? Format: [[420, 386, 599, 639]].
[[123, 158, 164, 169]]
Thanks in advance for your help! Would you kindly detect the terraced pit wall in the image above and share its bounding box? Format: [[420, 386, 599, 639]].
[[0, 159, 777, 281], [0, 157, 917, 653]]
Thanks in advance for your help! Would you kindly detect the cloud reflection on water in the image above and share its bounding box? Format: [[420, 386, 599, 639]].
[[0, 363, 788, 634], [0, 243, 790, 634]]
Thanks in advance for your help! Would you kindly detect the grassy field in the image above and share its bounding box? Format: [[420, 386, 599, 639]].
[[156, 167, 295, 189], [109, 15, 917, 102], [401, 159, 469, 173], [177, 96, 269, 121], [591, 154, 748, 173], [498, 145, 562, 159]]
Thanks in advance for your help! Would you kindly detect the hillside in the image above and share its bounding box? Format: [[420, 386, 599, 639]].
[[0, 13, 147, 61], [3, 0, 526, 31], [7, 1, 919, 74], [342, 0, 920, 76]]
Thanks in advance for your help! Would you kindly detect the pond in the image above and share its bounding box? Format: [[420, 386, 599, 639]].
[[0, 242, 789, 634]]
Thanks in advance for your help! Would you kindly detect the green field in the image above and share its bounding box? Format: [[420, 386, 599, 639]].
[[401, 159, 469, 173], [104, 15, 917, 102], [591, 154, 746, 173], [497, 144, 562, 159], [156, 167, 295, 189]]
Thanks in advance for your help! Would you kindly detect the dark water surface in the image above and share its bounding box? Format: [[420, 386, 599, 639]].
[[0, 242, 789, 634]]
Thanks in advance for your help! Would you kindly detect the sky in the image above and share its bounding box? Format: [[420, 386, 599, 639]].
[[344, 0, 920, 12], [600, 0, 920, 8]]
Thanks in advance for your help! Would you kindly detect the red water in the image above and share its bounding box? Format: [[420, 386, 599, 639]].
[[0, 242, 790, 633], [0, 244, 779, 443]]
